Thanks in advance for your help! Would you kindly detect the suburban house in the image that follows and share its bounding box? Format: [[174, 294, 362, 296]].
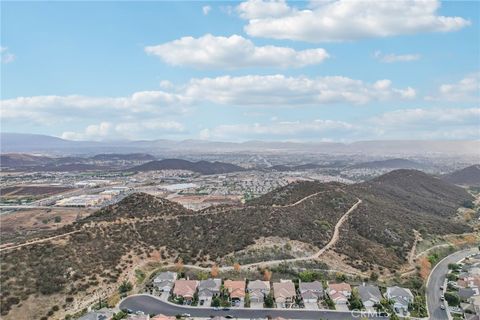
[[358, 284, 383, 311], [328, 282, 352, 305], [198, 278, 222, 306], [151, 315, 176, 320], [459, 288, 477, 301], [299, 280, 324, 303], [273, 280, 297, 308], [173, 279, 199, 302], [153, 271, 177, 293], [247, 280, 271, 305], [224, 280, 246, 306], [127, 315, 150, 320], [386, 286, 414, 316]]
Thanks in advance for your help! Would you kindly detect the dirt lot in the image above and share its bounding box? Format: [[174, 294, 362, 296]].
[[0, 208, 94, 245], [1, 185, 74, 197]]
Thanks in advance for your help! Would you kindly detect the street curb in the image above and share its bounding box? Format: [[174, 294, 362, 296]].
[[425, 247, 478, 319], [119, 293, 380, 315]]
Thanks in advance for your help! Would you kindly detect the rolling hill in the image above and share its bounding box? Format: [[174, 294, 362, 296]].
[[442, 165, 480, 186], [350, 158, 428, 170], [128, 159, 246, 174], [0, 170, 474, 319], [0, 153, 156, 171]]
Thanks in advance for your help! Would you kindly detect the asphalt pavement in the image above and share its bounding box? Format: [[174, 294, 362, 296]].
[[426, 247, 479, 320], [119, 295, 388, 319]]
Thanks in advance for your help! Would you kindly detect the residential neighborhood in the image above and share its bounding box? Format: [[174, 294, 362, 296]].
[[142, 270, 412, 316], [443, 252, 480, 320]]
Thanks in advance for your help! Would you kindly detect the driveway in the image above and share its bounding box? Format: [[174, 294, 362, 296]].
[[426, 247, 479, 320], [160, 292, 170, 301], [120, 294, 388, 319], [334, 304, 349, 311], [250, 302, 264, 309], [303, 302, 319, 310]]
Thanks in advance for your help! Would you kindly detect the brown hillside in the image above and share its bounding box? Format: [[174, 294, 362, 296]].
[[0, 170, 473, 318]]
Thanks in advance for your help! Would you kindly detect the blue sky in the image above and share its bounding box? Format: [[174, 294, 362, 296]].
[[1, 0, 479, 142]]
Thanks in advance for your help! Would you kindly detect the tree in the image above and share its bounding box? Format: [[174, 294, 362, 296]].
[[298, 270, 316, 282], [233, 263, 241, 272], [211, 265, 219, 277], [389, 314, 400, 320], [447, 273, 458, 282], [463, 199, 474, 209], [118, 280, 133, 294], [369, 272, 379, 282], [448, 263, 461, 271], [348, 289, 363, 310], [263, 269, 272, 281], [175, 258, 184, 272], [211, 297, 221, 307], [54, 216, 62, 223], [264, 293, 274, 308], [112, 311, 127, 320], [324, 295, 335, 309], [444, 292, 460, 307]]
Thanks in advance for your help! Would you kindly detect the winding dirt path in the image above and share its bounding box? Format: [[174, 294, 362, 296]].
[[206, 198, 362, 271], [0, 230, 80, 252], [1, 191, 361, 271]]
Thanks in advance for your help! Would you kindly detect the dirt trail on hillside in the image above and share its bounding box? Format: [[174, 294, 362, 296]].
[[0, 230, 80, 252]]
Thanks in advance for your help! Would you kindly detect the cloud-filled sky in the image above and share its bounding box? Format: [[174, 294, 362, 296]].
[[1, 0, 479, 142]]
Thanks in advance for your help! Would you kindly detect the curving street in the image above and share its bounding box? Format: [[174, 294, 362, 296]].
[[426, 247, 479, 320], [119, 294, 388, 319]]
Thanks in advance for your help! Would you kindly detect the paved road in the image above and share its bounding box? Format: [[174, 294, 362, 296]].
[[120, 295, 388, 319], [427, 247, 479, 320]]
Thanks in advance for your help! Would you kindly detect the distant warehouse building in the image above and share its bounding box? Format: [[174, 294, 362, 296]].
[[55, 195, 106, 207]]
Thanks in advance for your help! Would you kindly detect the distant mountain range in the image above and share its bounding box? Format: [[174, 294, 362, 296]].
[[0, 153, 156, 171], [128, 159, 246, 175], [2, 132, 479, 156], [350, 158, 428, 170], [442, 165, 480, 186]]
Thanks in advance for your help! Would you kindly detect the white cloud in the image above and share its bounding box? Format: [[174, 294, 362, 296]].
[[370, 107, 480, 139], [202, 5, 211, 15], [374, 51, 421, 63], [426, 73, 480, 102], [1, 47, 16, 64], [61, 120, 185, 141], [184, 74, 415, 106], [62, 122, 113, 141], [237, 0, 290, 19], [145, 34, 329, 69], [1, 91, 189, 123], [1, 75, 415, 126], [371, 107, 480, 127], [237, 0, 470, 42], [199, 119, 356, 140]]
